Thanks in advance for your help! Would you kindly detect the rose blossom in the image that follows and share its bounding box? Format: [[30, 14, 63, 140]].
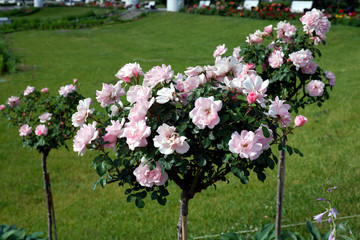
[[72, 98, 94, 127], [24, 86, 35, 96], [156, 84, 178, 104], [246, 30, 264, 44], [115, 62, 144, 83], [126, 85, 152, 104], [228, 130, 263, 160], [294, 115, 307, 127], [189, 96, 222, 129], [7, 96, 21, 108], [325, 71, 336, 86], [41, 88, 49, 93], [0, 104, 5, 110], [232, 46, 242, 61], [109, 104, 122, 117], [301, 61, 318, 74], [264, 25, 273, 34], [153, 123, 190, 155], [266, 96, 291, 127], [73, 121, 99, 156], [59, 84, 77, 97], [96, 81, 125, 107], [35, 124, 48, 136], [268, 50, 284, 68], [103, 118, 126, 151], [289, 49, 313, 69], [143, 64, 174, 87], [73, 78, 78, 83], [133, 157, 168, 187], [242, 76, 269, 107], [19, 124, 32, 136], [307, 80, 325, 97], [247, 92, 257, 104], [39, 112, 52, 123], [213, 44, 228, 58], [255, 125, 273, 150], [184, 66, 204, 77], [122, 119, 151, 150], [128, 98, 154, 122]]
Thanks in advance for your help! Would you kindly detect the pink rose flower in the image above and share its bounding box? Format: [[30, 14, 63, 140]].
[[0, 104, 5, 110], [232, 46, 242, 61], [266, 96, 292, 127], [8, 96, 21, 108], [264, 25, 273, 34], [73, 121, 99, 156], [59, 84, 77, 97], [325, 71, 336, 86], [268, 50, 284, 68], [213, 44, 228, 58], [103, 118, 126, 151], [247, 92, 257, 104], [189, 96, 222, 129], [115, 62, 144, 83], [143, 64, 174, 87], [35, 124, 48, 136], [156, 84, 178, 104], [153, 123, 190, 155], [126, 85, 152, 105], [122, 119, 151, 150], [133, 157, 168, 187], [307, 80, 325, 97], [294, 115, 307, 127], [128, 99, 154, 122], [228, 130, 263, 160], [24, 86, 35, 96], [72, 98, 94, 127], [255, 125, 273, 150], [301, 61, 318, 75], [289, 49, 313, 70], [242, 76, 269, 107], [38, 112, 52, 123], [184, 66, 204, 77], [246, 30, 264, 44], [96, 81, 125, 107], [301, 8, 330, 40], [19, 124, 32, 136], [73, 78, 78, 83], [41, 88, 49, 93]]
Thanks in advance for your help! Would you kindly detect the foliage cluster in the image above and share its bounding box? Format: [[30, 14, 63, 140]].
[[0, 38, 18, 74], [0, 224, 46, 240]]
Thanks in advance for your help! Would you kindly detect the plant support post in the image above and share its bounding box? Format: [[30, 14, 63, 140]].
[[41, 149, 57, 240], [275, 138, 286, 239], [177, 190, 189, 240]]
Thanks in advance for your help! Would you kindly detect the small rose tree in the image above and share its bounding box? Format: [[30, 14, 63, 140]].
[[0, 80, 83, 240], [71, 61, 305, 239], [213, 9, 335, 237]]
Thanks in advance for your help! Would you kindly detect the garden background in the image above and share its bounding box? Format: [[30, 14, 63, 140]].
[[0, 7, 359, 239]]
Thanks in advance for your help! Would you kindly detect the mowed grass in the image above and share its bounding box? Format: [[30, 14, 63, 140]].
[[12, 6, 111, 20], [0, 12, 359, 239]]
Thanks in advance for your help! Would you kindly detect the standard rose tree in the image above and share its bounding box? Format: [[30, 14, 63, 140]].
[[72, 57, 304, 239], [0, 80, 84, 240]]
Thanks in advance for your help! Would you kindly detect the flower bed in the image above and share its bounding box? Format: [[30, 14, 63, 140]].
[[184, 1, 360, 27]]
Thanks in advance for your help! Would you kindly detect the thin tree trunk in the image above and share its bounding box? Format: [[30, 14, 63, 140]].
[[41, 149, 57, 240], [275, 138, 286, 239], [177, 190, 189, 240]]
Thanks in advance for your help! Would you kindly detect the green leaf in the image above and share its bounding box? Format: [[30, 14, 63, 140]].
[[262, 126, 270, 138], [100, 178, 107, 188], [135, 198, 145, 208], [306, 219, 321, 240], [286, 146, 293, 156], [151, 191, 158, 200], [96, 161, 107, 177], [202, 138, 211, 148], [127, 194, 135, 202], [157, 197, 167, 206], [253, 223, 275, 240], [124, 189, 132, 195]]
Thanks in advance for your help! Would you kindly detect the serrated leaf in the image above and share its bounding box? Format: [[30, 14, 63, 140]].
[[127, 194, 135, 202], [96, 161, 107, 177]]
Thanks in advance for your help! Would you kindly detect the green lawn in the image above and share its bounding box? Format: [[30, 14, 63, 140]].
[[0, 12, 359, 239]]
